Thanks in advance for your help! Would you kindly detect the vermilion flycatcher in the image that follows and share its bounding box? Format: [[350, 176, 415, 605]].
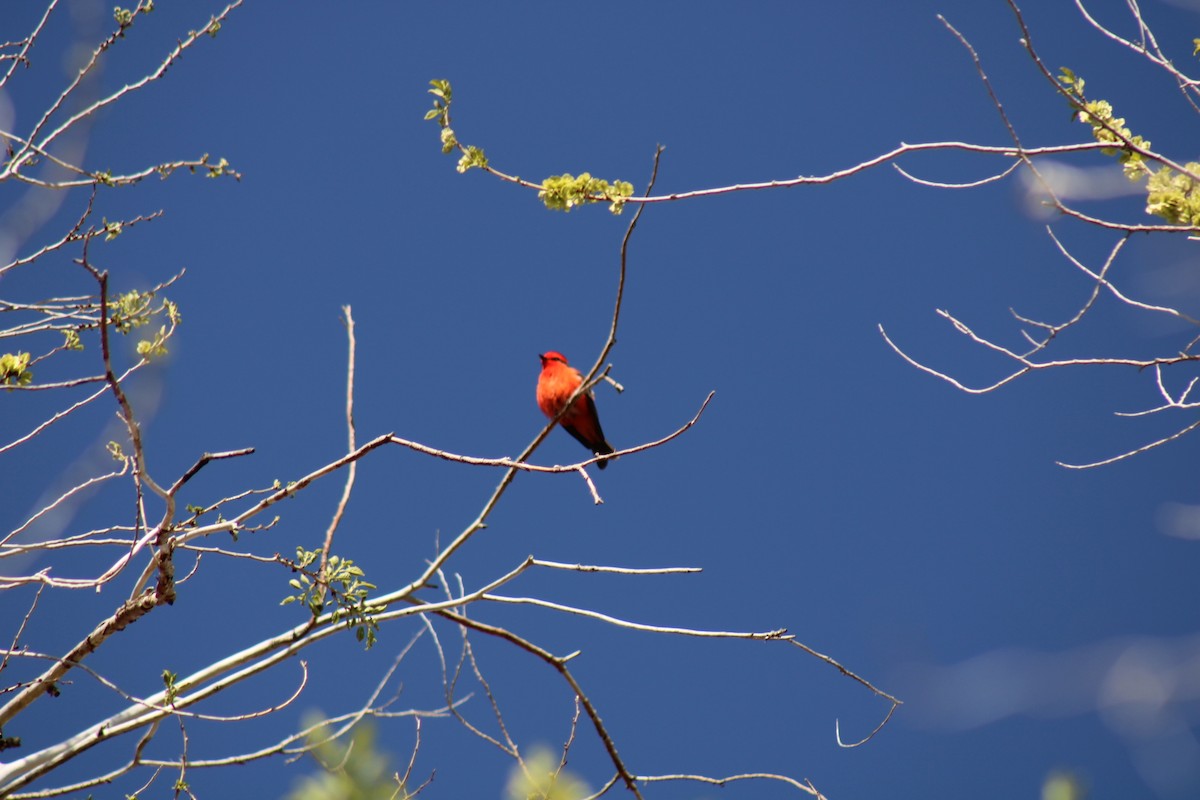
[[536, 351, 615, 468]]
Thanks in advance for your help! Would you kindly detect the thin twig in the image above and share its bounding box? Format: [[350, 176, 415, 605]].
[[319, 306, 358, 592]]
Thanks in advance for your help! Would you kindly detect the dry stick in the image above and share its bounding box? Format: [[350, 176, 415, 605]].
[[1015, 232, 1132, 348], [0, 0, 58, 89], [319, 305, 358, 593], [435, 574, 514, 756], [1073, 0, 1200, 111], [1045, 229, 1197, 325], [397, 717, 423, 791], [556, 696, 583, 780], [134, 641, 452, 771], [878, 236, 1141, 398], [0, 587, 162, 728], [461, 630, 521, 757], [935, 11, 1103, 256], [425, 606, 646, 800], [0, 186, 100, 276], [1057, 418, 1200, 469], [166, 449, 256, 497], [581, 774, 622, 800], [636, 773, 824, 799], [893, 159, 1020, 189], [532, 559, 700, 575], [881, 321, 1166, 396], [8, 722, 163, 800], [481, 591, 901, 742], [3, 464, 128, 544], [0, 585, 44, 675], [940, 16, 1023, 148]]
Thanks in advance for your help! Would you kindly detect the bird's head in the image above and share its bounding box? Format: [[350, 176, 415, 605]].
[[539, 351, 568, 368]]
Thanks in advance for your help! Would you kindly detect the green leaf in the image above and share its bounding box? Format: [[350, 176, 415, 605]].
[[0, 352, 33, 386]]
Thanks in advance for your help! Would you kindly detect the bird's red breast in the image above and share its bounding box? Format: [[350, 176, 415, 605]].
[[536, 351, 583, 418]]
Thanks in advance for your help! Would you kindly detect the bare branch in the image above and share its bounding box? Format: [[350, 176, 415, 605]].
[[319, 305, 358, 592]]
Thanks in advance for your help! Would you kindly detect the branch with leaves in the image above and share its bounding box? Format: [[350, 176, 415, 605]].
[[424, 0, 1200, 468]]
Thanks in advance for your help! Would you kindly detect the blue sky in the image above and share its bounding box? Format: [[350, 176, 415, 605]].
[[4, 1, 1200, 798]]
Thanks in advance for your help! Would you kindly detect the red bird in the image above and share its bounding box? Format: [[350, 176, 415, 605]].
[[536, 351, 615, 468]]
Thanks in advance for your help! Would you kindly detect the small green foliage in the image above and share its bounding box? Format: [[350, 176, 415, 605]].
[[184, 504, 204, 516], [107, 441, 126, 461], [1057, 66, 1084, 96], [0, 352, 32, 387], [424, 78, 633, 212], [425, 78, 453, 128], [63, 329, 83, 351], [114, 6, 134, 33], [204, 156, 230, 177], [457, 144, 488, 173], [137, 325, 170, 360], [426, 79, 487, 173], [110, 289, 152, 333], [1194, 39, 1200, 57], [283, 547, 379, 648], [109, 290, 179, 355], [1054, 66, 1200, 227], [1146, 161, 1200, 226], [187, 16, 221, 39], [1057, 67, 1150, 180], [1080, 98, 1150, 178], [101, 218, 123, 241], [185, 153, 236, 179], [95, 170, 114, 186], [505, 747, 590, 800], [287, 719, 403, 800], [539, 172, 635, 214], [161, 670, 179, 704], [1042, 771, 1086, 800]]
